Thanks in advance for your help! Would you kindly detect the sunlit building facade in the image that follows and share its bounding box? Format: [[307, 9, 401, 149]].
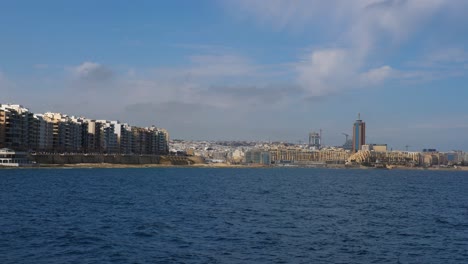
[[0, 103, 169, 155]]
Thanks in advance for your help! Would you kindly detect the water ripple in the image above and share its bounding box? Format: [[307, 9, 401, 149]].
[[1, 168, 468, 263]]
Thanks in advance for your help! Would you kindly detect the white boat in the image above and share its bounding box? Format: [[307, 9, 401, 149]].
[[0, 148, 35, 167]]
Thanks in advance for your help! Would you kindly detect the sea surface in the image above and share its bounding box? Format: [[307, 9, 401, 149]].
[[1, 168, 468, 263]]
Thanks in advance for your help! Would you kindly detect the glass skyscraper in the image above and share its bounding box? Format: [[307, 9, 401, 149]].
[[352, 114, 366, 153]]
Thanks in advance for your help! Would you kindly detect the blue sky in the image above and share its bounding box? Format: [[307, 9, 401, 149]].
[[1, 0, 468, 151]]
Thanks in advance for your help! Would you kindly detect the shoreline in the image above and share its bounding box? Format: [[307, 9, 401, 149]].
[[1, 163, 468, 171]]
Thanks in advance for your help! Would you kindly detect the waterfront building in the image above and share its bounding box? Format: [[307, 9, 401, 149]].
[[43, 112, 64, 151], [0, 104, 34, 151], [230, 149, 244, 163], [89, 120, 123, 154], [158, 128, 169, 154], [43, 113, 83, 153], [444, 151, 464, 165], [445, 152, 457, 164], [308, 131, 321, 149], [0, 103, 168, 155], [270, 148, 349, 164], [348, 150, 420, 166], [57, 117, 71, 151], [120, 123, 133, 154], [33, 114, 54, 151], [131, 127, 145, 154], [352, 114, 366, 153], [111, 121, 122, 153], [361, 145, 371, 151], [0, 108, 5, 147], [0, 107, 12, 149], [422, 153, 440, 167], [103, 121, 118, 154], [462, 152, 468, 162], [133, 126, 169, 155], [245, 150, 271, 165], [361, 144, 387, 152], [68, 117, 85, 152], [82, 119, 97, 153], [94, 121, 105, 153], [146, 126, 160, 155]]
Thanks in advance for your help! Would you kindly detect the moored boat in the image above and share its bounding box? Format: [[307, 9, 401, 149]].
[[0, 148, 36, 167]]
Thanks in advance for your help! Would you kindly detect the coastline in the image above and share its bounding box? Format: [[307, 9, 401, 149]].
[[2, 163, 468, 171], [0, 162, 256, 169]]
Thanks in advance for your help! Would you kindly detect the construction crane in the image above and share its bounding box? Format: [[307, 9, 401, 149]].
[[342, 133, 349, 142]]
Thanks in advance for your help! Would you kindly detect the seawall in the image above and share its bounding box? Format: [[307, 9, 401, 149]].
[[31, 154, 205, 165]]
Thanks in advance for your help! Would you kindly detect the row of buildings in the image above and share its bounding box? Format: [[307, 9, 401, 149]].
[[245, 145, 468, 167], [243, 115, 468, 167], [0, 104, 169, 155], [170, 137, 467, 167]]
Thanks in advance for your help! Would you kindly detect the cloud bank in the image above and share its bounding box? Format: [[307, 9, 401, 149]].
[[70, 62, 113, 82], [228, 0, 465, 96]]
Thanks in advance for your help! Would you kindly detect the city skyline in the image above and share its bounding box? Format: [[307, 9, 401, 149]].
[[0, 102, 462, 154], [1, 1, 468, 151]]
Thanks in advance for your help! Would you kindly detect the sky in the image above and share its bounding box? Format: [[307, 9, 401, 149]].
[[1, 0, 468, 151]]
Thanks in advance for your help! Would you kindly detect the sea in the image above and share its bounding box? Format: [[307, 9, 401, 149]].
[[1, 168, 468, 263]]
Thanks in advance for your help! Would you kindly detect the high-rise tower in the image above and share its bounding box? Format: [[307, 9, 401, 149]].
[[308, 131, 321, 149], [352, 113, 366, 153]]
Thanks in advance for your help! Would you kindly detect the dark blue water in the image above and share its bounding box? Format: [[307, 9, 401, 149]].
[[1, 168, 468, 263]]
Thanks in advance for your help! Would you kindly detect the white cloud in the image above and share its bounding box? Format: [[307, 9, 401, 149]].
[[408, 48, 468, 69], [139, 53, 290, 108], [227, 0, 463, 95], [360, 65, 394, 85], [296, 48, 356, 96], [69, 61, 113, 81], [57, 54, 293, 116], [148, 54, 260, 82]]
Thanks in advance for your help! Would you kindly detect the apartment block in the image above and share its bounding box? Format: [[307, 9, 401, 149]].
[[0, 103, 170, 155]]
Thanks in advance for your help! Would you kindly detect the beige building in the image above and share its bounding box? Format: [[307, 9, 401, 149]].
[[1, 103, 170, 155], [0, 108, 7, 148], [269, 148, 349, 163], [362, 144, 387, 152], [0, 104, 34, 151]]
